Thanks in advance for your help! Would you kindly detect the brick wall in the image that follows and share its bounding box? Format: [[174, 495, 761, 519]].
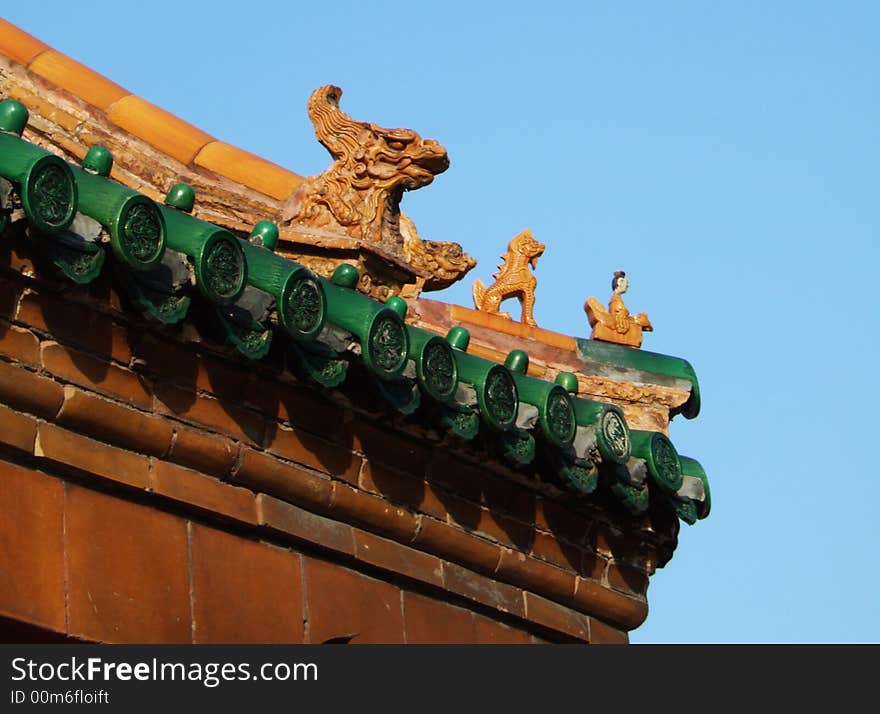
[[0, 229, 674, 643]]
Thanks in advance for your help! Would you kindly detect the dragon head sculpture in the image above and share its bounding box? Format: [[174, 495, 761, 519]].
[[277, 86, 475, 299], [281, 85, 449, 246], [311, 85, 449, 194]]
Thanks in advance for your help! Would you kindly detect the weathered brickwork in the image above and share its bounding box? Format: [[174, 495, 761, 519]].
[[0, 239, 672, 643], [0, 462, 626, 644]]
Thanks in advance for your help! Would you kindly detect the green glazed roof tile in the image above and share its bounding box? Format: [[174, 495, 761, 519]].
[[575, 337, 700, 419], [0, 116, 711, 523]]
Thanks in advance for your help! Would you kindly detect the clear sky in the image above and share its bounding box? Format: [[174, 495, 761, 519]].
[[5, 2, 878, 643]]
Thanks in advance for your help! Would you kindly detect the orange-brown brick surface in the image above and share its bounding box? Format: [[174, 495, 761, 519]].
[[35, 423, 151, 490], [0, 359, 64, 418], [40, 341, 151, 409], [495, 547, 577, 605], [530, 528, 590, 572], [233, 448, 334, 513], [535, 498, 592, 548], [403, 591, 477, 644], [0, 403, 38, 454], [359, 460, 448, 519], [347, 419, 430, 476], [167, 426, 240, 479], [150, 460, 258, 526], [153, 382, 265, 445], [573, 576, 648, 631], [254, 378, 348, 440], [56, 387, 173, 458], [190, 525, 304, 643], [412, 516, 503, 575], [474, 614, 533, 644], [65, 485, 191, 643], [266, 424, 361, 484], [608, 561, 650, 597], [16, 290, 131, 363], [0, 462, 65, 632], [523, 592, 591, 641], [329, 483, 418, 542], [258, 494, 356, 556], [303, 558, 405, 644], [0, 323, 40, 365], [455, 502, 535, 552], [589, 617, 629, 645], [354, 530, 444, 588], [442, 562, 525, 618]]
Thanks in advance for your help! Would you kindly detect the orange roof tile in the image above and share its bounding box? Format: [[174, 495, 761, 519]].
[[0, 19, 305, 199], [0, 18, 49, 65], [28, 50, 129, 111], [194, 141, 304, 200], [106, 95, 214, 165]]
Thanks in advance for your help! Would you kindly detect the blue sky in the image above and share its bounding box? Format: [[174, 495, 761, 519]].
[[6, 2, 878, 643]]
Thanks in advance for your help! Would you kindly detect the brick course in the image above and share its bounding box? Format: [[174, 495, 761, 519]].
[[16, 289, 131, 364], [0, 323, 40, 365], [266, 423, 361, 484], [257, 494, 356, 556], [0, 403, 38, 454], [354, 530, 443, 588], [153, 382, 265, 445], [150, 460, 258, 526], [35, 423, 151, 490], [56, 387, 173, 458], [233, 448, 334, 513], [523, 592, 591, 641], [167, 426, 239, 479], [41, 341, 151, 408], [0, 358, 64, 417]]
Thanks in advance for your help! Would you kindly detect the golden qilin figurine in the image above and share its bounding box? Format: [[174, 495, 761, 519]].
[[472, 228, 545, 327]]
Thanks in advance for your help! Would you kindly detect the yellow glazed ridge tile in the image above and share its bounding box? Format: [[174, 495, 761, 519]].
[[106, 95, 214, 165], [450, 304, 578, 353], [194, 141, 304, 200], [28, 51, 129, 111], [0, 19, 50, 65]]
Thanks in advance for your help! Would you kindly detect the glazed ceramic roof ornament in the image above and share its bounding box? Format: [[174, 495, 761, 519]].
[[584, 270, 653, 348], [471, 228, 545, 327], [278, 85, 475, 299]]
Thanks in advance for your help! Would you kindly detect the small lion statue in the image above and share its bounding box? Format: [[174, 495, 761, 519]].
[[472, 229, 545, 327]]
